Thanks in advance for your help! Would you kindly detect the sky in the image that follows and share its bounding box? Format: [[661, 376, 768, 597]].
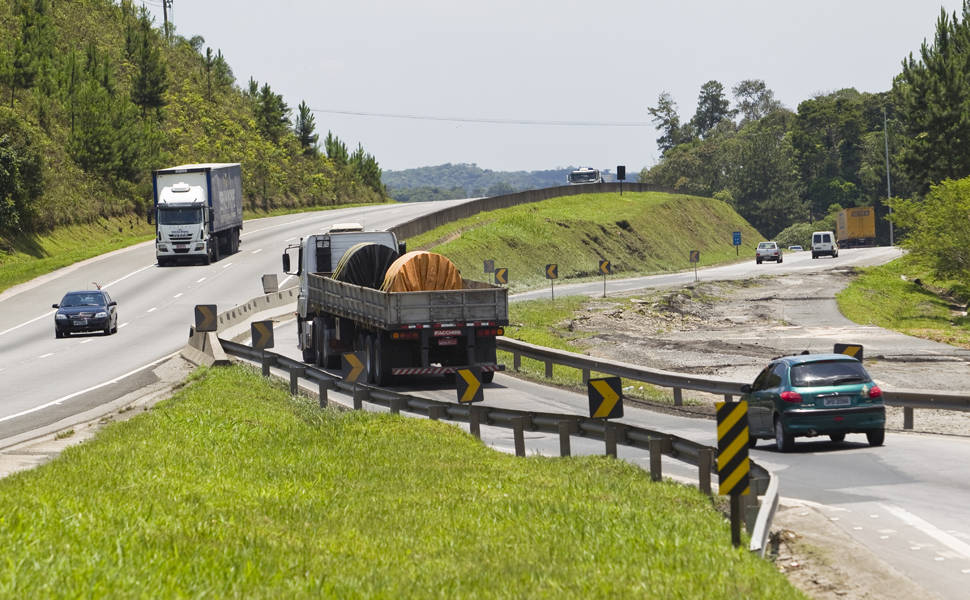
[[143, 0, 964, 174]]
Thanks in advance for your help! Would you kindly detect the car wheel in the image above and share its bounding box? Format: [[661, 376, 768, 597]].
[[829, 433, 845, 443], [749, 435, 758, 449], [778, 256, 783, 263], [866, 429, 885, 447], [756, 258, 762, 264], [812, 253, 817, 259], [775, 417, 794, 452], [482, 370, 495, 384], [55, 329, 63, 339]]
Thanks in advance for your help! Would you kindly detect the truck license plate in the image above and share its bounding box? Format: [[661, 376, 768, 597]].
[[437, 337, 458, 346], [175, 243, 188, 249]]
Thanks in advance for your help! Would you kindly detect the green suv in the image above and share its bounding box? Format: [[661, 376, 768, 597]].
[[742, 353, 885, 452]]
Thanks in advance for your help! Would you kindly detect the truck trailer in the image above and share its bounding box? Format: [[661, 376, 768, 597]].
[[836, 206, 876, 248], [153, 163, 244, 266], [282, 224, 508, 386]]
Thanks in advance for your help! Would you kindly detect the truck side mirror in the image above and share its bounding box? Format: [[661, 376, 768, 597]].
[[282, 253, 291, 273]]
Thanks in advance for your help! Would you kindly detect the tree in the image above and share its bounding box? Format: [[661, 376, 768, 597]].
[[10, 0, 54, 107], [692, 80, 734, 138], [894, 2, 970, 192], [131, 12, 168, 117], [254, 83, 290, 142], [324, 131, 349, 167], [889, 177, 970, 280], [294, 100, 318, 155], [732, 79, 781, 124], [0, 108, 43, 232], [350, 143, 383, 193], [647, 92, 693, 156]]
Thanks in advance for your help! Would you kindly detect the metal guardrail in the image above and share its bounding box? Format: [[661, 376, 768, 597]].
[[216, 338, 777, 555], [495, 337, 970, 428]]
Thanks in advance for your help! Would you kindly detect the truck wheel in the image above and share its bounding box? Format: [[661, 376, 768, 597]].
[[322, 326, 341, 369], [302, 347, 316, 363], [482, 371, 494, 384], [364, 335, 377, 385], [372, 335, 390, 387]]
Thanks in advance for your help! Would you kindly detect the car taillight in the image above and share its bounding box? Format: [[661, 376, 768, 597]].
[[780, 391, 802, 403], [869, 386, 882, 399]]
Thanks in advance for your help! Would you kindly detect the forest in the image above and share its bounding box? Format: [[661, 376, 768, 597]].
[[382, 163, 585, 202], [0, 0, 385, 241]]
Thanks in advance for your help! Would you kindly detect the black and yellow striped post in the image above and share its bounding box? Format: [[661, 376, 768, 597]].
[[599, 259, 611, 297], [545, 264, 558, 299], [834, 343, 864, 362], [716, 400, 750, 547]]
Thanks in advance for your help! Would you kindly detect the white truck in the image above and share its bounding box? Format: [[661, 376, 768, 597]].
[[153, 163, 244, 266], [282, 224, 509, 386]]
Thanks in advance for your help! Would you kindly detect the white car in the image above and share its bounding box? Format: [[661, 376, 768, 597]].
[[756, 241, 782, 264]]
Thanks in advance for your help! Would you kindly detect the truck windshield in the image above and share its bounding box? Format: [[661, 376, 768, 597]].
[[158, 207, 203, 225]]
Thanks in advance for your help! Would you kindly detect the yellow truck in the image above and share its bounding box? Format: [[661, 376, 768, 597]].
[[836, 207, 876, 248]]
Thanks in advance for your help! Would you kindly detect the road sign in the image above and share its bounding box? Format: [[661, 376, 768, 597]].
[[457, 368, 483, 403], [616, 165, 626, 181], [483, 259, 494, 273], [545, 264, 558, 279], [599, 259, 612, 275], [588, 377, 623, 419], [342, 351, 366, 383], [689, 250, 700, 264], [834, 343, 864, 362], [733, 231, 741, 246], [194, 304, 217, 332], [251, 320, 274, 350], [494, 268, 508, 285], [716, 401, 750, 496]]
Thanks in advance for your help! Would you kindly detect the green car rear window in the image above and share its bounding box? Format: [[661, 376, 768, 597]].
[[790, 360, 869, 387]]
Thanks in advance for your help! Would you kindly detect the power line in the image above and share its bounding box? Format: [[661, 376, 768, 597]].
[[309, 108, 651, 127]]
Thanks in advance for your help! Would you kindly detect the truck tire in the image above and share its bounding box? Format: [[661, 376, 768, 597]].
[[482, 371, 494, 384], [321, 325, 341, 369], [372, 335, 391, 387]]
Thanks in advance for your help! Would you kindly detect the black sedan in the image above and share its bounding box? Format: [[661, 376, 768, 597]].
[[53, 290, 118, 338]]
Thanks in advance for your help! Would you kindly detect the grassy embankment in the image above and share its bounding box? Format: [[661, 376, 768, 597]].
[[837, 254, 970, 348], [409, 191, 762, 402], [0, 203, 385, 294], [0, 365, 803, 598]]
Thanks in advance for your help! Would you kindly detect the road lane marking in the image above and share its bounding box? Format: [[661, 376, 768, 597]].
[[251, 248, 263, 254], [173, 293, 183, 298], [80, 339, 93, 344], [222, 263, 233, 269], [0, 351, 179, 424], [196, 277, 206, 283], [880, 503, 970, 559], [119, 322, 129, 329], [146, 307, 157, 313], [38, 353, 53, 359], [280, 274, 294, 287]]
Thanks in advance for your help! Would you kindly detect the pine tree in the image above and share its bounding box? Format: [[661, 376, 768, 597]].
[[324, 131, 349, 167], [294, 101, 318, 155], [131, 12, 168, 118], [692, 80, 734, 138]]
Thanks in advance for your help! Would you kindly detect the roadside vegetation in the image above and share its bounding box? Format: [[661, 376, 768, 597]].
[[0, 365, 803, 598], [410, 191, 762, 292]]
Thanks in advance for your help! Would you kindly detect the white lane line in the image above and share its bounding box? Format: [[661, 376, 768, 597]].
[[38, 353, 54, 359], [880, 503, 970, 559], [196, 277, 206, 283], [0, 352, 179, 424], [251, 248, 263, 254], [280, 274, 295, 287], [173, 293, 183, 299], [222, 263, 233, 269], [0, 263, 155, 338], [119, 322, 129, 329], [80, 339, 93, 344], [146, 307, 157, 313]]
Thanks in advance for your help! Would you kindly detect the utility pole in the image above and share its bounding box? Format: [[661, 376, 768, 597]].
[[883, 107, 894, 246], [162, 0, 173, 39]]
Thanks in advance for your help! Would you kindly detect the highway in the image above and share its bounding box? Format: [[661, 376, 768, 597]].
[[2, 202, 969, 598]]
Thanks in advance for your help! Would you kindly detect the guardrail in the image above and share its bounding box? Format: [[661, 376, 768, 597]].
[[210, 336, 776, 556], [495, 337, 970, 428]]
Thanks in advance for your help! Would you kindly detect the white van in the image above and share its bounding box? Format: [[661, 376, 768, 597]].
[[811, 231, 838, 259]]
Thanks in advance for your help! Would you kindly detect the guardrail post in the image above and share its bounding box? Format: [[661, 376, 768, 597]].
[[544, 360, 553, 379], [318, 379, 330, 408], [513, 417, 526, 457], [582, 368, 590, 384], [723, 394, 733, 403], [648, 438, 663, 482], [353, 385, 367, 410], [429, 405, 445, 421], [289, 367, 305, 396], [559, 419, 576, 457], [743, 494, 758, 534], [903, 406, 914, 430], [513, 353, 521, 372], [390, 397, 403, 414], [698, 448, 713, 495], [672, 388, 683, 407], [469, 406, 482, 439], [260, 351, 275, 377], [605, 423, 617, 457]]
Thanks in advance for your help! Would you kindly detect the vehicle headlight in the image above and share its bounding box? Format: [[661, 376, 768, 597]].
[[95, 311, 107, 318], [55, 313, 67, 320]]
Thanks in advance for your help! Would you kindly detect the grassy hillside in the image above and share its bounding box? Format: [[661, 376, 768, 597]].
[[0, 0, 384, 252], [409, 191, 763, 291], [0, 364, 803, 598]]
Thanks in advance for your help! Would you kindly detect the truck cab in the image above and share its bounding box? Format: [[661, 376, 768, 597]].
[[156, 181, 210, 263]]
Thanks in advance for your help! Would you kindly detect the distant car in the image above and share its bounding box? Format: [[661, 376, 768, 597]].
[[787, 245, 803, 251], [742, 353, 885, 452], [53, 290, 118, 338], [756, 241, 782, 264]]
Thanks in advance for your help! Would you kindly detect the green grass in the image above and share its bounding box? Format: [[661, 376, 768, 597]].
[[837, 254, 970, 348], [410, 191, 762, 292], [0, 365, 801, 598], [501, 296, 685, 405]]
